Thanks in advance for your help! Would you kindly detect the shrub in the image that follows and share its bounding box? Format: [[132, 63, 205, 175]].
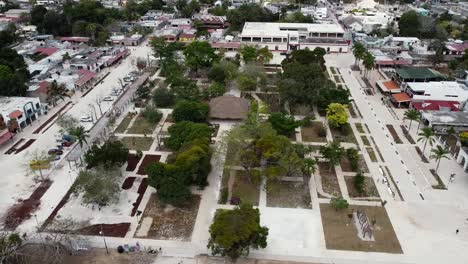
[[330, 196, 349, 211], [346, 148, 360, 171], [318, 126, 327, 137], [141, 105, 162, 123], [354, 172, 365, 195], [153, 88, 175, 108], [172, 100, 209, 123]]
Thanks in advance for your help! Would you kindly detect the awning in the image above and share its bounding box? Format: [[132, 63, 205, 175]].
[[9, 110, 23, 119], [392, 92, 411, 103]]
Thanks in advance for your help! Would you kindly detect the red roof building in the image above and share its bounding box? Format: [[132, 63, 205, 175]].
[[34, 47, 59, 56], [412, 100, 461, 112], [75, 69, 97, 89]]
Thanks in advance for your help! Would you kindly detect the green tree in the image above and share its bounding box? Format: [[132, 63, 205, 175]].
[[430, 145, 450, 172], [256, 47, 273, 64], [352, 42, 366, 66], [403, 109, 421, 131], [268, 112, 300, 137], [0, 48, 29, 96], [141, 105, 162, 123], [418, 127, 436, 153], [354, 172, 365, 195], [172, 101, 209, 123], [165, 121, 213, 150], [330, 196, 349, 210], [237, 63, 266, 91], [346, 147, 360, 171], [280, 12, 314, 23], [204, 82, 226, 99], [208, 61, 238, 84], [69, 125, 89, 148], [399, 11, 420, 37], [227, 3, 277, 31], [47, 80, 70, 107], [171, 77, 201, 101], [241, 46, 258, 63], [326, 103, 349, 128], [153, 87, 175, 108], [73, 165, 122, 206], [362, 51, 375, 77], [208, 204, 269, 260], [184, 41, 217, 73], [320, 142, 344, 170], [84, 140, 129, 168]]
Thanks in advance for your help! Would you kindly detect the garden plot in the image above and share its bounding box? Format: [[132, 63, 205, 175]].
[[320, 204, 402, 253], [330, 123, 357, 144], [115, 112, 135, 134], [340, 154, 369, 173], [318, 162, 342, 197], [300, 121, 327, 143], [127, 115, 159, 134], [231, 170, 260, 206], [120, 136, 154, 151], [257, 93, 281, 112], [126, 153, 142, 172], [135, 194, 200, 240], [137, 154, 161, 175], [266, 181, 311, 209], [344, 176, 380, 199]]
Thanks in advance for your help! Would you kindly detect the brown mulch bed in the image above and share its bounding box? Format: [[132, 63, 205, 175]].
[[318, 162, 342, 197], [400, 125, 416, 144], [33, 102, 72, 134], [301, 121, 327, 142], [415, 146, 429, 163], [385, 125, 403, 144], [15, 139, 36, 154], [257, 93, 281, 112], [137, 155, 161, 175], [137, 194, 200, 240], [320, 203, 402, 253], [340, 155, 369, 173], [121, 177, 136, 190], [131, 178, 148, 216], [4, 138, 25, 154], [126, 153, 142, 172], [75, 223, 130, 237], [330, 123, 357, 144], [344, 176, 380, 198], [4, 180, 52, 230], [266, 181, 311, 209]]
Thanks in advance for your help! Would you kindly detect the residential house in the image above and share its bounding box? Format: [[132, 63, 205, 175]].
[[192, 14, 228, 29], [0, 96, 43, 132]]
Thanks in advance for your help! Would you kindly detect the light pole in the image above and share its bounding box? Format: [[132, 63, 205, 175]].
[[99, 224, 109, 254], [88, 104, 98, 121]]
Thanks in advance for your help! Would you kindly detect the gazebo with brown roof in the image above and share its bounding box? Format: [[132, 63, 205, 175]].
[[209, 95, 250, 120]]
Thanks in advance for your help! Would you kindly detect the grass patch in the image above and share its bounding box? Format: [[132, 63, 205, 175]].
[[330, 123, 358, 144], [355, 123, 365, 134], [318, 162, 342, 197], [136, 194, 200, 240], [320, 203, 402, 253], [127, 115, 159, 134], [345, 176, 380, 198], [386, 124, 403, 144], [340, 154, 369, 173], [266, 181, 311, 209], [366, 147, 378, 162], [430, 169, 447, 190], [301, 121, 327, 143], [231, 170, 260, 206], [218, 168, 230, 204], [361, 135, 370, 146], [120, 136, 154, 151], [115, 113, 135, 133]]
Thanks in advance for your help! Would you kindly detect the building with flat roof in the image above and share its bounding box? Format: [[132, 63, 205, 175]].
[[394, 67, 446, 87], [0, 96, 43, 133], [239, 22, 349, 53], [406, 81, 468, 102], [421, 110, 468, 133]]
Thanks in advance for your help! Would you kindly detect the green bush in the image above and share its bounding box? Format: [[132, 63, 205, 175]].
[[153, 87, 175, 108]]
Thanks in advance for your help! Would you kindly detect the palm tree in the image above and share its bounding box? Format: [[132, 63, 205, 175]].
[[362, 51, 375, 77], [70, 126, 89, 148], [257, 47, 273, 64], [430, 146, 450, 172], [47, 81, 70, 107], [403, 109, 421, 131], [418, 127, 436, 153], [352, 42, 366, 66]]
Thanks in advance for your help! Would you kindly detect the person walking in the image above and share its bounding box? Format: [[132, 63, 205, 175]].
[[456, 229, 459, 234]]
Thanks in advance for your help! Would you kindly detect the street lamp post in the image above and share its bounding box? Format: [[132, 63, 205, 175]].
[[88, 104, 98, 121], [99, 224, 109, 254]]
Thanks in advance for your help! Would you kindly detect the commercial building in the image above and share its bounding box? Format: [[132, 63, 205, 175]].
[[0, 96, 43, 132], [405, 81, 468, 102], [239, 22, 349, 53]]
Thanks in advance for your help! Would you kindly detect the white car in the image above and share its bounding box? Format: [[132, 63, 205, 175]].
[[103, 96, 113, 101], [80, 116, 93, 122]]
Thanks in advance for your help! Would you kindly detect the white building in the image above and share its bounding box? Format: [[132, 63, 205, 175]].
[[239, 22, 349, 53], [0, 96, 43, 131], [301, 6, 328, 19], [406, 81, 468, 102], [460, 1, 468, 17]]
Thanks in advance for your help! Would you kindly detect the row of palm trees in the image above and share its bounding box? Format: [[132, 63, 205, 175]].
[[351, 42, 376, 77], [403, 109, 450, 172]]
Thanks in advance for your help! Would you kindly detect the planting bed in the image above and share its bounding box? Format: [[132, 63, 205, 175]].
[[137, 155, 161, 175], [120, 136, 154, 151], [33, 102, 72, 134], [344, 176, 380, 198], [415, 146, 429, 163], [430, 169, 447, 190], [400, 125, 416, 144], [266, 181, 311, 209], [231, 170, 260, 206], [257, 93, 281, 112], [386, 125, 403, 144], [318, 162, 342, 197], [355, 123, 365, 134], [131, 178, 148, 216], [366, 147, 378, 162], [136, 194, 200, 240], [115, 113, 135, 134], [340, 155, 369, 173], [4, 180, 52, 230], [75, 223, 130, 237], [127, 115, 159, 134], [330, 123, 357, 144], [126, 153, 142, 172], [301, 121, 327, 142], [4, 138, 25, 155], [15, 139, 36, 154], [121, 177, 136, 190], [361, 135, 370, 146]]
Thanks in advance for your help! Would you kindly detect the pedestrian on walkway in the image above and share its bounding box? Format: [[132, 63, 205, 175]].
[[456, 229, 459, 234]]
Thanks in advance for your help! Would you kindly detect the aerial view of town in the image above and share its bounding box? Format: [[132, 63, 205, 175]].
[[1, 0, 468, 263]]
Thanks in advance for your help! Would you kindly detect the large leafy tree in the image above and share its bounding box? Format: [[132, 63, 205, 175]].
[[170, 77, 201, 101], [268, 112, 300, 137], [227, 3, 277, 31], [184, 41, 217, 73], [84, 140, 129, 168], [208, 60, 239, 84], [165, 121, 213, 150], [172, 100, 209, 123], [326, 103, 349, 128], [0, 48, 29, 96], [73, 165, 122, 206], [153, 87, 175, 108], [241, 46, 258, 63], [320, 142, 344, 170], [237, 63, 266, 91], [430, 145, 450, 172], [399, 11, 420, 37], [208, 204, 269, 260]]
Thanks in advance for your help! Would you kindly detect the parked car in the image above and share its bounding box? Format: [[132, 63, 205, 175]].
[[103, 96, 113, 101], [62, 141, 73, 147], [80, 116, 93, 122], [48, 149, 63, 155]]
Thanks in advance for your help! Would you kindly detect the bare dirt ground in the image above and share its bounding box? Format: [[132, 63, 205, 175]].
[[64, 249, 156, 264]]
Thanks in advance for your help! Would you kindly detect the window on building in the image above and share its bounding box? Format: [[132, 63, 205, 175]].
[[252, 37, 261, 42], [275, 46, 279, 50], [337, 33, 344, 38], [262, 38, 272, 42], [312, 33, 319, 37], [241, 37, 251, 42], [290, 37, 298, 41], [273, 38, 282, 43]]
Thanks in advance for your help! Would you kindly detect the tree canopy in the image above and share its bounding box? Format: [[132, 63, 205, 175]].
[[74, 165, 122, 206], [84, 140, 129, 168], [227, 4, 277, 31], [208, 204, 269, 260], [165, 121, 213, 150], [0, 48, 29, 96], [268, 112, 301, 137], [398, 11, 420, 37], [184, 41, 217, 72], [326, 103, 349, 128]]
